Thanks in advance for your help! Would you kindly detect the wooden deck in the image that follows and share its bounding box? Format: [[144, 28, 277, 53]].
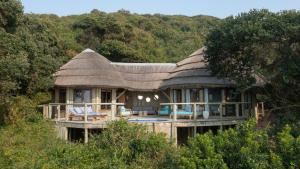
[[40, 102, 258, 143]]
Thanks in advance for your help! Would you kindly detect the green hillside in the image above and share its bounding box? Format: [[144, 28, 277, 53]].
[[28, 10, 220, 62]]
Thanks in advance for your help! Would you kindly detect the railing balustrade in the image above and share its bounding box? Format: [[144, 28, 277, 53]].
[[42, 103, 125, 122], [160, 102, 251, 121], [40, 101, 251, 123]]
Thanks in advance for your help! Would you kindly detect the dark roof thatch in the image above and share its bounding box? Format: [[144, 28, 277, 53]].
[[54, 47, 263, 90], [160, 47, 235, 89]]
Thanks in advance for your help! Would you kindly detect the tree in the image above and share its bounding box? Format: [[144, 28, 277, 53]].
[[204, 9, 300, 112], [0, 0, 23, 33]]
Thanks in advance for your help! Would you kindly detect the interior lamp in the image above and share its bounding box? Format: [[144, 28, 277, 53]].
[[146, 97, 151, 102], [138, 95, 143, 100]]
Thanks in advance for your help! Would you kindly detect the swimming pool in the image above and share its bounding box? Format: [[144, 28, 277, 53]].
[[128, 118, 170, 123]]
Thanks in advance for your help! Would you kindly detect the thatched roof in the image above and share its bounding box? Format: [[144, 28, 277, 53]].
[[160, 47, 235, 89], [111, 63, 176, 91], [54, 47, 263, 90], [54, 49, 126, 88]]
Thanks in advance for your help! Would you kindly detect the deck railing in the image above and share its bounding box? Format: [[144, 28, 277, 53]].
[[40, 101, 252, 122], [159, 102, 252, 121], [41, 103, 125, 122]]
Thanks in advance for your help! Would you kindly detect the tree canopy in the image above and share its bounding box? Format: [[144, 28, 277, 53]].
[[204, 9, 300, 112]]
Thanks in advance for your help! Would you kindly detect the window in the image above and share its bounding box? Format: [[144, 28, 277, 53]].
[[190, 89, 204, 102], [208, 88, 222, 115], [173, 89, 182, 109], [225, 88, 241, 102], [101, 89, 112, 109], [73, 89, 91, 103], [208, 88, 222, 102]]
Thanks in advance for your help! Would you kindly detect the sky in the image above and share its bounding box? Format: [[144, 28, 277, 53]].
[[21, 0, 299, 18]]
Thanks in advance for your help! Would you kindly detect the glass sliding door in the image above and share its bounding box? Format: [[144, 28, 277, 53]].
[[225, 88, 241, 116], [101, 89, 112, 110], [208, 88, 222, 116], [173, 89, 182, 109], [73, 89, 91, 103]]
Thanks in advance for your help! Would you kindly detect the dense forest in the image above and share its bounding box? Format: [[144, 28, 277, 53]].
[[0, 0, 299, 168]]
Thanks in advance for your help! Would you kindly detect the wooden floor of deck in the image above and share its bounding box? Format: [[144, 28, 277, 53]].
[[55, 115, 247, 129]]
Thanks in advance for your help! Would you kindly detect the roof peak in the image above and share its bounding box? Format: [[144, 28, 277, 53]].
[[82, 48, 95, 53]]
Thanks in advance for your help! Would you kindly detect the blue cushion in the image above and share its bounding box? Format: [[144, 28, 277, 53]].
[[161, 105, 169, 110], [69, 108, 77, 114], [87, 106, 93, 113], [172, 111, 193, 115], [159, 110, 170, 115], [74, 107, 83, 114], [119, 106, 126, 112], [185, 105, 192, 112]]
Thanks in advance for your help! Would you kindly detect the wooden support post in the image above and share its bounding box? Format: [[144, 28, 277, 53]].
[[241, 91, 245, 117], [193, 125, 197, 137], [261, 102, 265, 117], [84, 103, 88, 122], [221, 89, 226, 116], [116, 90, 126, 100], [235, 103, 239, 117], [193, 103, 197, 120], [49, 105, 52, 119], [84, 128, 88, 143], [57, 105, 61, 120], [170, 122, 177, 145], [111, 89, 117, 120], [65, 104, 69, 121], [204, 88, 209, 112], [255, 104, 258, 122], [220, 103, 223, 119], [63, 127, 68, 141], [66, 88, 73, 121], [170, 89, 173, 103], [173, 104, 177, 121], [43, 105, 48, 118], [54, 88, 59, 103]]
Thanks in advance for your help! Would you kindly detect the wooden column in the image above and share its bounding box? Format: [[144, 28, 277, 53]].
[[84, 128, 88, 143], [91, 88, 97, 111], [172, 104, 177, 121], [84, 103, 88, 122], [111, 89, 117, 120], [193, 103, 197, 120], [221, 89, 226, 117], [97, 88, 101, 112], [63, 127, 68, 141], [170, 122, 177, 145], [54, 88, 59, 103], [241, 91, 245, 117], [66, 88, 73, 121], [204, 88, 209, 112], [170, 89, 173, 103]]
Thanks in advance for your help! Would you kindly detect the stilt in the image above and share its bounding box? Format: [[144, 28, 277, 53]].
[[84, 128, 88, 143]]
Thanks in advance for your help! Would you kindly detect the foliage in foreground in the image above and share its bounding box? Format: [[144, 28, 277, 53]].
[[0, 119, 179, 169], [0, 118, 299, 169]]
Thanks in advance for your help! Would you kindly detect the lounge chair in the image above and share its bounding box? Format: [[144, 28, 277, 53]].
[[158, 105, 171, 116], [170, 105, 193, 119], [118, 106, 132, 116], [68, 106, 107, 121]]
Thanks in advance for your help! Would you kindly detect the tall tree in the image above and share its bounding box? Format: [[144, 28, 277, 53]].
[[204, 9, 300, 112]]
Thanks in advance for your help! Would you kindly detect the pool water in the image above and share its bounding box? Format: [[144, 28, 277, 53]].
[[128, 118, 170, 123]]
